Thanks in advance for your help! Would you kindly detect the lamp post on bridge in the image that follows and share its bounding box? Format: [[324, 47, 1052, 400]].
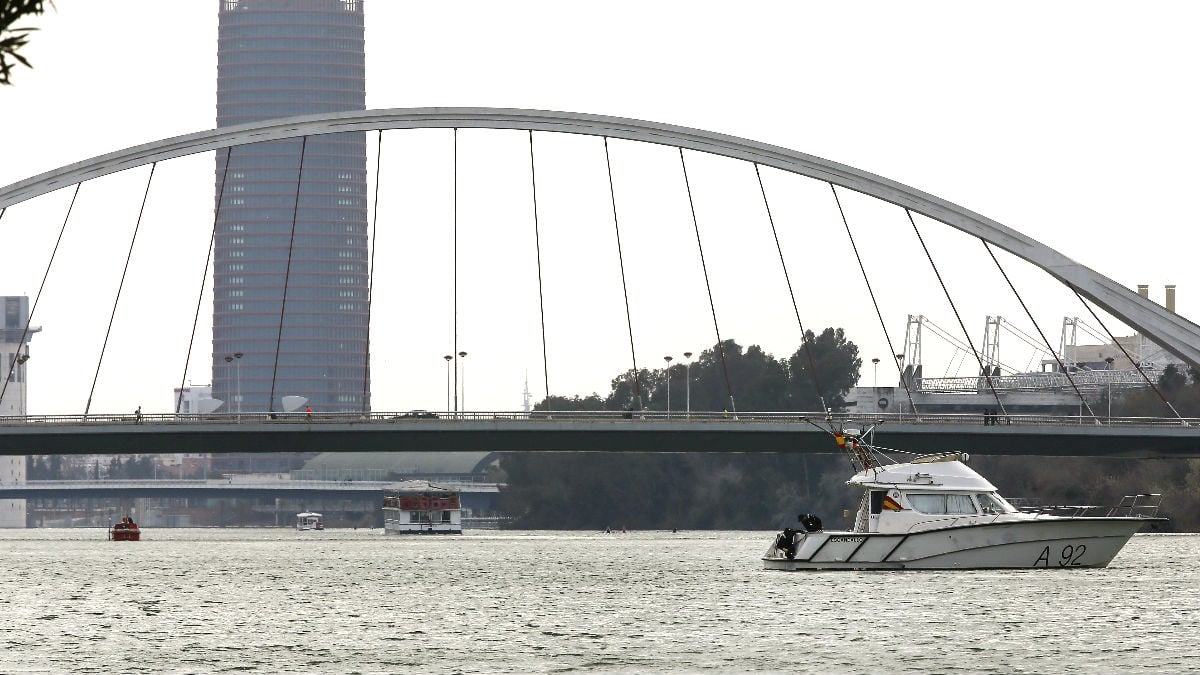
[[683, 351, 692, 420], [225, 353, 243, 420], [443, 355, 453, 415], [458, 351, 468, 417], [663, 355, 673, 418], [872, 357, 880, 388], [224, 356, 234, 417], [1105, 356, 1115, 422], [234, 352, 243, 419], [15, 352, 29, 417]]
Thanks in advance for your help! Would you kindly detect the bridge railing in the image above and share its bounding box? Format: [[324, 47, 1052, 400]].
[[0, 409, 1196, 428], [2, 478, 503, 492]]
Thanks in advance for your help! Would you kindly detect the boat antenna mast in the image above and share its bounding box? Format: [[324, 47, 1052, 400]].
[[802, 416, 883, 472], [835, 423, 882, 471]]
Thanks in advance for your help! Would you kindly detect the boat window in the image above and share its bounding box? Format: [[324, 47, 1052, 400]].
[[869, 490, 886, 514], [977, 493, 1016, 514], [907, 493, 977, 515], [442, 510, 451, 522]]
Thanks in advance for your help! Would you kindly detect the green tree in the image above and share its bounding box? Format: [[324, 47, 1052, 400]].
[[787, 327, 862, 411], [1, 0, 49, 85], [606, 367, 654, 412], [534, 394, 607, 411], [1159, 364, 1188, 395]]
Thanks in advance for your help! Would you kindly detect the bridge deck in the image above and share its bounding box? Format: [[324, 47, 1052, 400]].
[[1, 411, 1198, 458]]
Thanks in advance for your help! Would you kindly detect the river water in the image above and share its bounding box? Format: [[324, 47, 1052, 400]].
[[1, 529, 1196, 674]]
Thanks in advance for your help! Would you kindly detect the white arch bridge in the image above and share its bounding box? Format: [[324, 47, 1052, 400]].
[[2, 108, 1199, 454]]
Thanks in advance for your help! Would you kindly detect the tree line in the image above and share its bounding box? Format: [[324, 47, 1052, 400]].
[[27, 455, 155, 480], [535, 329, 861, 414], [498, 330, 866, 530]]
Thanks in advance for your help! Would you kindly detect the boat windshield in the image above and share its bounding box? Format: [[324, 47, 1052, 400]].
[[977, 492, 1017, 515]]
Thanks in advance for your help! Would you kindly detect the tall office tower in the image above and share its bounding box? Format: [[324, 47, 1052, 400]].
[[0, 296, 38, 528], [214, 0, 369, 414]]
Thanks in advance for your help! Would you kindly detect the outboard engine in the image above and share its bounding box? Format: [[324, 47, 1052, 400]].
[[775, 527, 798, 559], [798, 513, 823, 533]]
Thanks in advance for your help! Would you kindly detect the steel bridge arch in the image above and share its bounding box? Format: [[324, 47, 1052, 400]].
[[3, 106, 1198, 368]]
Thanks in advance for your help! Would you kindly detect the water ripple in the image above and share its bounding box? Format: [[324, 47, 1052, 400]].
[[0, 530, 1196, 673]]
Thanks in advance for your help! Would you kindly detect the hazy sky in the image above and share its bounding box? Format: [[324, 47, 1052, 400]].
[[2, 1, 1198, 414]]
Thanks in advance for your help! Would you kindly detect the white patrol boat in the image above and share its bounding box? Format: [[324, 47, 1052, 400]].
[[764, 426, 1165, 570]]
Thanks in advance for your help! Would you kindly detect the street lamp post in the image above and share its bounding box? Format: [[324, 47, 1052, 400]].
[[872, 357, 880, 388], [895, 354, 905, 421], [234, 352, 243, 419], [1105, 356, 1115, 422], [458, 351, 468, 416], [443, 355, 453, 415], [15, 353, 29, 417], [224, 356, 233, 416], [663, 355, 673, 418], [683, 351, 692, 419]]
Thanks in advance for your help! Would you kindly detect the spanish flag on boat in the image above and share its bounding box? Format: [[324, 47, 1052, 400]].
[[882, 495, 903, 511]]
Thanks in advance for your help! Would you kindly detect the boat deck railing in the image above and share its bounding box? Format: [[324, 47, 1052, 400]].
[[1107, 493, 1163, 518], [1012, 494, 1164, 519]]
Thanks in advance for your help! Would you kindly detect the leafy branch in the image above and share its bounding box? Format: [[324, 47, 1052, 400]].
[[0, 0, 50, 86]]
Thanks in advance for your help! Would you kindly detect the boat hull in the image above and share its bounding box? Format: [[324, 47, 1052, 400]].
[[383, 521, 461, 535], [763, 517, 1163, 570], [382, 505, 462, 534]]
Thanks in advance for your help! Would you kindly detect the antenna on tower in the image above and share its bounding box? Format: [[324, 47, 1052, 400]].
[[522, 372, 532, 415]]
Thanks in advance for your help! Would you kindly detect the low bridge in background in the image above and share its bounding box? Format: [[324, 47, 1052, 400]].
[[0, 478, 500, 500]]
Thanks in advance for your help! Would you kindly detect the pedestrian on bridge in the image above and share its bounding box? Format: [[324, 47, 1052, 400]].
[[135, 406, 143, 424]]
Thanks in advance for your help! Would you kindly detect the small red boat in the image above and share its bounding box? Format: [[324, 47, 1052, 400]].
[[109, 516, 140, 541]]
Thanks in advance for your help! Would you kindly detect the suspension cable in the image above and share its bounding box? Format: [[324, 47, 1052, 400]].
[[453, 128, 459, 414], [361, 130, 383, 415], [830, 185, 917, 416], [1070, 287, 1184, 420], [679, 148, 736, 415], [175, 148, 233, 414], [754, 163, 826, 414], [602, 137, 644, 411], [528, 130, 551, 408], [981, 239, 1097, 419], [905, 209, 1005, 415], [0, 183, 81, 406], [85, 163, 157, 415], [268, 136, 308, 414]]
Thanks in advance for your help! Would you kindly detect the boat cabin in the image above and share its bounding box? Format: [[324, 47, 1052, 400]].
[[849, 452, 1021, 534]]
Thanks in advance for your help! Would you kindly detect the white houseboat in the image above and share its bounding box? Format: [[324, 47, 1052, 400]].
[[383, 483, 462, 534], [764, 426, 1165, 570], [296, 512, 324, 531]]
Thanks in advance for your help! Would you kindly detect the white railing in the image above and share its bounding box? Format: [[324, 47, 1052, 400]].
[[915, 369, 1163, 393]]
